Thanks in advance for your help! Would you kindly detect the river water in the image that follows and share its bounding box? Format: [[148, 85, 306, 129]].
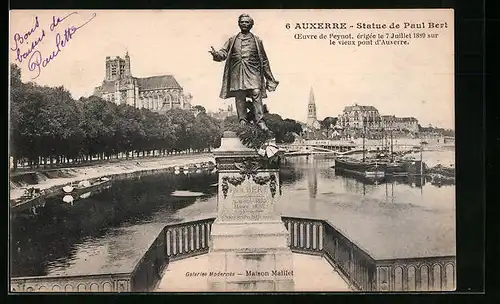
[[10, 150, 455, 278]]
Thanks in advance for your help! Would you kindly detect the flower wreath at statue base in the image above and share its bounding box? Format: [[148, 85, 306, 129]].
[[235, 123, 281, 164]]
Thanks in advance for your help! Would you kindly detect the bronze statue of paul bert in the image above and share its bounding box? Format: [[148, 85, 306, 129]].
[[209, 14, 279, 131]]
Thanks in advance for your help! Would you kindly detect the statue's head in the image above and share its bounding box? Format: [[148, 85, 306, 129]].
[[238, 14, 254, 33]]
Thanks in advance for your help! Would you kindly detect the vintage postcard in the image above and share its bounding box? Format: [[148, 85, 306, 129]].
[[9, 9, 455, 293]]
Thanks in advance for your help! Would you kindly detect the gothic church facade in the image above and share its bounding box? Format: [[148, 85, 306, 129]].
[[93, 53, 192, 113]]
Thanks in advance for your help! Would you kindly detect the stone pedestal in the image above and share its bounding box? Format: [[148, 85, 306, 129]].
[[207, 131, 294, 292]]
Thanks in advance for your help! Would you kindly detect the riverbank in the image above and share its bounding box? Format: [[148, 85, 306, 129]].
[[9, 154, 215, 201]]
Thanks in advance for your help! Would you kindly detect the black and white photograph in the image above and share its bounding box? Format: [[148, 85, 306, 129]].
[[9, 9, 455, 292]]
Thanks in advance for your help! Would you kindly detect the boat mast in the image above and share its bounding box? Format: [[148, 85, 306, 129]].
[[390, 130, 393, 162], [362, 123, 366, 162], [420, 142, 423, 175], [391, 180, 394, 203], [384, 129, 388, 153], [385, 182, 388, 204]]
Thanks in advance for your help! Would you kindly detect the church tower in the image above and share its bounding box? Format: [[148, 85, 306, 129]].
[[307, 87, 317, 127], [125, 51, 131, 77]]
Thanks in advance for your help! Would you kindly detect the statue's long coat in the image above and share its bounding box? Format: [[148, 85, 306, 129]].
[[213, 33, 278, 99]]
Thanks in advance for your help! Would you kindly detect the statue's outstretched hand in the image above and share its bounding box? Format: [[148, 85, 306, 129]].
[[266, 79, 279, 92], [209, 46, 218, 59]]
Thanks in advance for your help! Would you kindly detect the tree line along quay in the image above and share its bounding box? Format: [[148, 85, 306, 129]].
[[10, 64, 303, 171]]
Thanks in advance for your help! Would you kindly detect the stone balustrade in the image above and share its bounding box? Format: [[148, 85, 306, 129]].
[[10, 216, 455, 292]]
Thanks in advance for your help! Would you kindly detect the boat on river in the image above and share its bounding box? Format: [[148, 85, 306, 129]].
[[334, 127, 385, 179], [171, 190, 204, 197], [61, 177, 111, 197], [10, 187, 46, 212], [364, 153, 408, 176], [59, 178, 112, 206], [334, 157, 385, 179]]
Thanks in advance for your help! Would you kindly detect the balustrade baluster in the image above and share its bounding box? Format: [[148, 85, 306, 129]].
[[345, 248, 350, 272], [343, 247, 347, 270], [365, 264, 369, 290], [420, 265, 429, 291], [360, 260, 364, 284], [353, 259, 357, 284], [188, 226, 193, 251], [312, 222, 317, 249], [77, 283, 86, 292], [408, 266, 416, 291], [298, 223, 304, 249], [286, 221, 292, 247], [433, 264, 442, 291], [303, 222, 310, 249], [356, 259, 360, 285], [445, 263, 454, 291], [200, 223, 205, 249], [179, 227, 185, 254], [428, 263, 435, 291], [366, 263, 370, 289], [333, 238, 337, 259], [166, 231, 171, 256], [312, 223, 317, 250], [349, 247, 354, 276], [402, 265, 407, 291], [207, 223, 211, 244], [318, 224, 324, 250], [172, 229, 178, 255], [365, 265, 369, 290], [178, 228, 183, 255], [183, 226, 189, 252], [195, 225, 200, 250], [394, 266, 403, 291], [293, 222, 298, 247], [444, 263, 450, 291], [201, 224, 206, 248]]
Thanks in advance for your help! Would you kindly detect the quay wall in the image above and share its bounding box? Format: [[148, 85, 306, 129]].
[[10, 156, 215, 212]]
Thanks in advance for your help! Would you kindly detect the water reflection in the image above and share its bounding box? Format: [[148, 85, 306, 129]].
[[282, 154, 454, 211], [280, 154, 455, 258], [307, 162, 318, 215], [10, 171, 217, 277], [307, 165, 318, 199]]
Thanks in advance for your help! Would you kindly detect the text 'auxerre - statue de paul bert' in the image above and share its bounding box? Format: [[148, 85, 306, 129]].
[[210, 14, 279, 132]]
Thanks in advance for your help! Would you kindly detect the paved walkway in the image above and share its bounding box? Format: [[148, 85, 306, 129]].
[[156, 253, 352, 292]]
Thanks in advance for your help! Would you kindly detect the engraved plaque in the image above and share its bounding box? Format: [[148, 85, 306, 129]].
[[218, 171, 278, 222]]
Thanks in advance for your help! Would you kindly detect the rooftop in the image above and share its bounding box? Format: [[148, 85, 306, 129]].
[[343, 104, 378, 112], [136, 75, 182, 91], [96, 81, 117, 93]]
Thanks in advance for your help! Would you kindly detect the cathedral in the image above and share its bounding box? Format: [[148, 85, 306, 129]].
[[93, 53, 192, 113]]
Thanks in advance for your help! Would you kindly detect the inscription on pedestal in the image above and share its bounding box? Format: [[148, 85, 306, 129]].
[[233, 198, 266, 211], [219, 173, 279, 222], [230, 197, 269, 221]]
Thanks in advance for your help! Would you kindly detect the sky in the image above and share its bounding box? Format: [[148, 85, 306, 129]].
[[9, 9, 454, 129]]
